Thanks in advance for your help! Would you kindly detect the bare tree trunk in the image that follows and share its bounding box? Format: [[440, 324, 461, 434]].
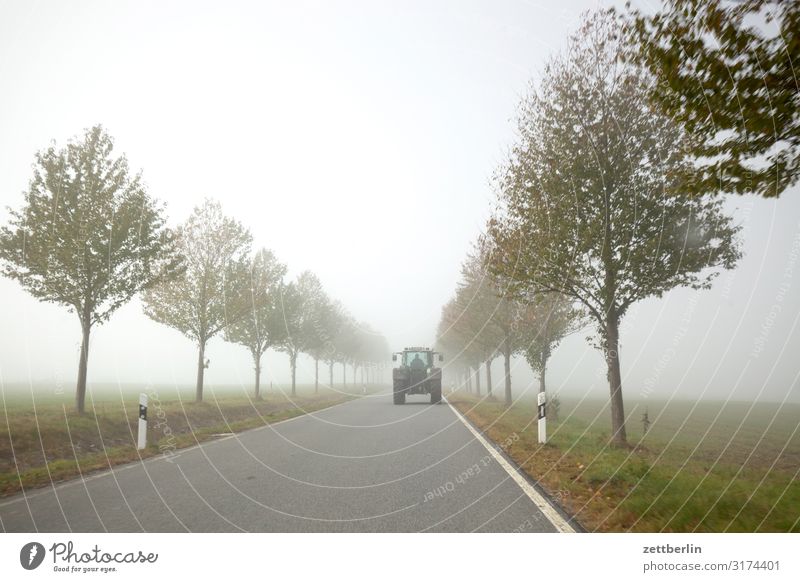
[[485, 358, 493, 396], [329, 361, 334, 388], [503, 348, 512, 406], [314, 358, 319, 393], [474, 365, 481, 396], [342, 362, 346, 387], [195, 340, 206, 402], [606, 314, 627, 446], [290, 352, 297, 397], [76, 318, 91, 413], [254, 353, 262, 400], [539, 349, 548, 394]]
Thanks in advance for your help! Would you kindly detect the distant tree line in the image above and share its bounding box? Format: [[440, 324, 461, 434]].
[[436, 236, 582, 408], [0, 127, 389, 412]]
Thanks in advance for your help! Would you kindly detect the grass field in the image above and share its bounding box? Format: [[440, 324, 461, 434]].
[[0, 382, 362, 497], [448, 391, 800, 533]]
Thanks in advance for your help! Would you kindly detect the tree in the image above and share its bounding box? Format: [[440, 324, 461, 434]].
[[322, 301, 347, 389], [0, 126, 181, 413], [223, 248, 287, 399], [142, 199, 252, 402], [438, 283, 491, 397], [474, 237, 529, 406], [444, 238, 530, 404], [626, 0, 800, 198], [274, 271, 326, 396], [519, 293, 583, 395], [489, 11, 740, 446], [350, 323, 388, 389], [437, 297, 475, 392], [361, 330, 390, 386], [368, 329, 391, 383], [456, 272, 500, 397], [303, 291, 338, 394], [333, 316, 361, 389], [437, 236, 530, 403], [456, 249, 504, 399]]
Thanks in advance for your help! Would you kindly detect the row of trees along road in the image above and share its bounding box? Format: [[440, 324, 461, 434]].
[[436, 237, 582, 408], [0, 127, 389, 412], [441, 10, 745, 447]]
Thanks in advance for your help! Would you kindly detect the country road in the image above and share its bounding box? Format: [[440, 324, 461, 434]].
[[0, 392, 575, 532]]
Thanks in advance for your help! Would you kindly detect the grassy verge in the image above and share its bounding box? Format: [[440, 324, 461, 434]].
[[1, 386, 356, 497], [448, 391, 800, 532]]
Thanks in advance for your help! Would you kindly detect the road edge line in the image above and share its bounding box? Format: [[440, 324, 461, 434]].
[[446, 398, 579, 533]]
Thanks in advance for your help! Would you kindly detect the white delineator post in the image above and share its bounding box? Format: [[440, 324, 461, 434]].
[[537, 391, 546, 444], [138, 393, 148, 450]]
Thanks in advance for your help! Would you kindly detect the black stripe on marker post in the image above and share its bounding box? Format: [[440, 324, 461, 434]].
[[537, 392, 547, 444]]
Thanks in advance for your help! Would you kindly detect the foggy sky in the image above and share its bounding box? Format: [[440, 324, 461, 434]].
[[1, 0, 799, 404]]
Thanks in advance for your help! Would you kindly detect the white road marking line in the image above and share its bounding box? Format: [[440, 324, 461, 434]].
[[446, 399, 577, 533]]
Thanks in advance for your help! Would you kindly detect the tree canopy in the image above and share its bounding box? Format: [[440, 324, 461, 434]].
[[626, 0, 800, 198], [518, 293, 583, 395]]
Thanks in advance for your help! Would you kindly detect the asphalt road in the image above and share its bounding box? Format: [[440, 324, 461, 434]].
[[0, 392, 573, 532]]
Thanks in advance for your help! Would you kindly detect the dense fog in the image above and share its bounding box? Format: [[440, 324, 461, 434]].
[[1, 0, 798, 405]]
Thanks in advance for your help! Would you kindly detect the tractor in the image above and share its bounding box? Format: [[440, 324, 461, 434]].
[[392, 347, 443, 404]]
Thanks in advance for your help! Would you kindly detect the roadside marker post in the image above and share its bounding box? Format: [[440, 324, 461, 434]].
[[537, 392, 546, 444], [138, 393, 148, 450]]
